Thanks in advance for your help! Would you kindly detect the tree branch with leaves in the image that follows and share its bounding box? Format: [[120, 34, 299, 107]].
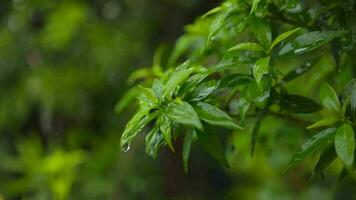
[[117, 0, 356, 180]]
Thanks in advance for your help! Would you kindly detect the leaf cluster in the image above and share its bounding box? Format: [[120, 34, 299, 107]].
[[118, 0, 356, 177]]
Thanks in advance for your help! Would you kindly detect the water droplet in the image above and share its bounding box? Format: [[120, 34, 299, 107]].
[[121, 142, 131, 152]]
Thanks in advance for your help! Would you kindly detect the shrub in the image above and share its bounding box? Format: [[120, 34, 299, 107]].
[[118, 0, 356, 179]]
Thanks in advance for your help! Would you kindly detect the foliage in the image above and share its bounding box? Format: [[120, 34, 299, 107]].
[[119, 0, 356, 181], [0, 0, 209, 199], [0, 0, 356, 199]]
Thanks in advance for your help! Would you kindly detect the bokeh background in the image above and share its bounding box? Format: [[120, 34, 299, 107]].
[[0, 0, 355, 199]]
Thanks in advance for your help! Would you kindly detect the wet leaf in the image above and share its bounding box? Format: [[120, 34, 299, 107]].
[[269, 27, 301, 51], [335, 123, 354, 166], [228, 42, 265, 52], [286, 128, 336, 171], [278, 30, 347, 57], [187, 80, 217, 101], [280, 94, 322, 113], [218, 74, 252, 89], [208, 9, 231, 44], [319, 83, 342, 113], [249, 15, 272, 49], [194, 102, 243, 130], [253, 56, 270, 89], [179, 73, 209, 98], [137, 86, 158, 108], [165, 101, 203, 130], [120, 110, 160, 151], [145, 126, 164, 158], [164, 61, 194, 97], [307, 117, 339, 129], [160, 116, 174, 152], [152, 79, 165, 100]]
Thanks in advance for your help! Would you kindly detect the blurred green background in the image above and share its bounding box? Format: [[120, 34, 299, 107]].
[[0, 0, 355, 200]]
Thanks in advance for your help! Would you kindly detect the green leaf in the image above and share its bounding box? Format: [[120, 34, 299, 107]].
[[208, 10, 231, 44], [242, 80, 265, 101], [335, 123, 355, 166], [249, 15, 272, 49], [253, 56, 270, 88], [250, 0, 261, 14], [280, 94, 322, 113], [278, 30, 347, 57], [286, 128, 336, 171], [145, 126, 164, 158], [319, 83, 342, 113], [342, 98, 350, 116], [120, 110, 159, 152], [194, 102, 243, 130], [238, 78, 271, 109], [218, 74, 252, 89], [165, 100, 203, 130], [187, 80, 217, 101], [152, 79, 165, 100], [228, 42, 265, 52], [160, 116, 174, 152], [179, 73, 209, 98], [196, 129, 229, 168], [307, 117, 340, 129], [201, 6, 222, 19], [137, 86, 158, 107], [311, 145, 337, 179], [254, 89, 271, 108], [239, 81, 261, 126], [164, 61, 194, 97], [182, 131, 194, 173], [269, 27, 301, 51]]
